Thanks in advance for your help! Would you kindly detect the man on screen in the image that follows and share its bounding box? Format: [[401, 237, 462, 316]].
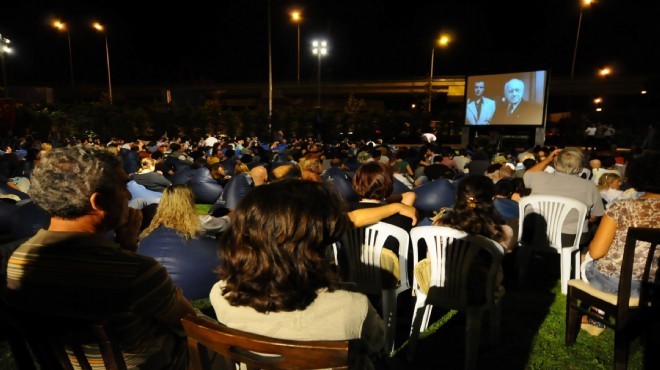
[[493, 78, 540, 124], [465, 80, 496, 125]]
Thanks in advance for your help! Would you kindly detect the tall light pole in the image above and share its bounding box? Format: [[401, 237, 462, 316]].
[[93, 22, 113, 104], [571, 0, 593, 80], [0, 34, 11, 98], [52, 20, 75, 87], [312, 40, 328, 108], [428, 34, 450, 113], [267, 0, 273, 134], [290, 10, 302, 83]]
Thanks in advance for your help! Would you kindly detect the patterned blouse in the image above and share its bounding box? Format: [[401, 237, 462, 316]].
[[594, 198, 660, 280]]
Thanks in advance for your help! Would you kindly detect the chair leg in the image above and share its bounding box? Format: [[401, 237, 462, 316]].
[[382, 290, 397, 354], [573, 248, 581, 281], [614, 331, 630, 370], [487, 302, 502, 344], [560, 251, 572, 295], [465, 307, 483, 370], [421, 305, 433, 332], [406, 305, 428, 362], [565, 287, 581, 346]]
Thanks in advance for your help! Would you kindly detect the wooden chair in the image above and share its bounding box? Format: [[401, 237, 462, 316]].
[[406, 226, 504, 370], [0, 302, 128, 370], [181, 314, 349, 370], [565, 227, 660, 370]]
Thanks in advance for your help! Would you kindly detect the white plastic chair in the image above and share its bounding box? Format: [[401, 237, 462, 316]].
[[338, 222, 410, 354], [517, 195, 588, 295], [407, 226, 504, 370]]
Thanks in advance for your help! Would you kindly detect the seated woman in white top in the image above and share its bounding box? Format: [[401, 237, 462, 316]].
[[210, 179, 386, 369]]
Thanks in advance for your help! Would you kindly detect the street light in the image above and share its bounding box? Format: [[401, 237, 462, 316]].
[[290, 10, 302, 83], [92, 22, 113, 104], [571, 0, 593, 80], [52, 20, 75, 87], [598, 67, 611, 77], [428, 34, 451, 113], [312, 40, 328, 108], [0, 34, 11, 98]]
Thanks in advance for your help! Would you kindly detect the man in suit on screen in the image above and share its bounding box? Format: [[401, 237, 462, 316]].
[[465, 80, 496, 125], [493, 78, 541, 125]]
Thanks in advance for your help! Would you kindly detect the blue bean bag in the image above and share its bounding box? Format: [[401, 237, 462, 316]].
[[412, 178, 457, 215], [0, 202, 17, 235], [10, 200, 50, 241], [138, 227, 221, 301], [127, 180, 162, 205], [190, 167, 223, 204], [494, 198, 519, 220], [323, 169, 359, 204], [170, 167, 193, 185], [219, 174, 253, 211]]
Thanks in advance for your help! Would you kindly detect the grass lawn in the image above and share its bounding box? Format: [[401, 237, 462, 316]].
[[0, 251, 651, 369]]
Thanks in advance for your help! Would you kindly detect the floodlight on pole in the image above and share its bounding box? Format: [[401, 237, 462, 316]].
[[312, 40, 328, 108], [93, 22, 113, 104], [428, 34, 451, 113], [571, 0, 593, 80], [0, 34, 12, 98], [53, 20, 75, 87], [291, 10, 302, 83]]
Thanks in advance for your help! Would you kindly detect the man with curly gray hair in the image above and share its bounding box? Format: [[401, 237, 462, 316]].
[[5, 146, 196, 369]]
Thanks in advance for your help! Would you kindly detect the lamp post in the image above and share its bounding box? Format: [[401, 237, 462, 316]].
[[290, 10, 302, 83], [93, 22, 113, 104], [52, 20, 75, 87], [428, 34, 450, 113], [312, 40, 328, 108], [571, 0, 593, 80], [0, 34, 11, 98]]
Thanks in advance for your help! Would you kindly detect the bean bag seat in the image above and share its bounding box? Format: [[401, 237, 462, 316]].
[[494, 198, 519, 220], [138, 227, 220, 301], [10, 200, 50, 241], [323, 171, 359, 204], [391, 177, 411, 196], [0, 202, 17, 235], [189, 167, 223, 204], [218, 174, 253, 211], [412, 178, 458, 215], [170, 167, 193, 185], [0, 183, 30, 201], [127, 180, 162, 205]]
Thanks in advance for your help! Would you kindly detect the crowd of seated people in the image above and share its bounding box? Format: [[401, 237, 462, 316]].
[[0, 128, 658, 368]]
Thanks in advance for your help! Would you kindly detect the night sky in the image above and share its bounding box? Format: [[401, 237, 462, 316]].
[[1, 0, 659, 88]]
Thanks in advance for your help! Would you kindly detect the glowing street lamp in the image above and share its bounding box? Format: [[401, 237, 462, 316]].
[[571, 0, 593, 79], [428, 34, 451, 113], [52, 20, 75, 87], [598, 67, 611, 77], [593, 97, 602, 104], [290, 10, 302, 83], [0, 34, 12, 98], [93, 22, 113, 104], [312, 40, 328, 108]]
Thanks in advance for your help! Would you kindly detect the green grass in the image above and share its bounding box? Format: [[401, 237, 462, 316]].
[[195, 203, 213, 215]]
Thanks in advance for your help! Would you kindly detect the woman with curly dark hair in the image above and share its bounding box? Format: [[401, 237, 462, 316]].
[[210, 179, 385, 368]]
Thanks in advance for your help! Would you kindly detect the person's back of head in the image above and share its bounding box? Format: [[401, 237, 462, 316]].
[[271, 163, 302, 181], [352, 161, 393, 200], [30, 147, 121, 219], [141, 184, 200, 239], [217, 179, 349, 312], [555, 148, 584, 175], [522, 158, 537, 170]]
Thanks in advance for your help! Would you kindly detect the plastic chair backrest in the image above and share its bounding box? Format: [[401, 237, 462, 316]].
[[518, 195, 588, 251], [181, 314, 349, 370], [410, 226, 504, 308], [340, 222, 410, 296]]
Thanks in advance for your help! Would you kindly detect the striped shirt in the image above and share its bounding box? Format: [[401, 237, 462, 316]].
[[5, 229, 187, 369]]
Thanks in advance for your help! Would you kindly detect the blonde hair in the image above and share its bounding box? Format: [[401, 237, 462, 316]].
[[235, 162, 250, 175], [598, 173, 621, 191], [555, 148, 584, 175], [298, 157, 320, 172], [137, 157, 156, 173], [140, 184, 201, 239]]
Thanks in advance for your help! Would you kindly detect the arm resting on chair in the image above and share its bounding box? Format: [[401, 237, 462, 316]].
[[348, 203, 418, 227]]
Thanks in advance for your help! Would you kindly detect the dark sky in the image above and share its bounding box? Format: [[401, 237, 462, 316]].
[[2, 0, 659, 88]]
